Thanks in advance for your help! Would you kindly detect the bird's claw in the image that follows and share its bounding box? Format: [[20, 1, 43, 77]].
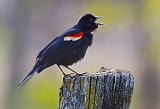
[[63, 74, 72, 78], [73, 72, 87, 78], [63, 72, 87, 78]]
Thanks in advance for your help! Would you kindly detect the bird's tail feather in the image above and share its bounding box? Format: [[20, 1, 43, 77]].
[[18, 63, 40, 87]]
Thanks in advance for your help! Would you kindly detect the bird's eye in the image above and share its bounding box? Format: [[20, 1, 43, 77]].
[[89, 18, 93, 21]]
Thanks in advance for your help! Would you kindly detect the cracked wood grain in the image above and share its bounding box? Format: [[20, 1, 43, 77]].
[[59, 68, 134, 109]]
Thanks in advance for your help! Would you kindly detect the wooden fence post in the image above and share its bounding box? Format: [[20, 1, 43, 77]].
[[59, 68, 134, 109]]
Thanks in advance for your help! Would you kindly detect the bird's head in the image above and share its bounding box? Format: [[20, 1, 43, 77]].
[[77, 14, 103, 33]]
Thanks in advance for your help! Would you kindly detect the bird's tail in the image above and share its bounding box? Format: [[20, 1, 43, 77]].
[[18, 63, 40, 87]]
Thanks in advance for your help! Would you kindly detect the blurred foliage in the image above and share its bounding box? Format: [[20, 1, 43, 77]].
[[85, 1, 135, 22], [14, 72, 61, 109], [0, 23, 12, 53]]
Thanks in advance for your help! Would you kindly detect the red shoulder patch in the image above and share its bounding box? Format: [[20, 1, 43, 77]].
[[71, 32, 84, 37], [64, 32, 84, 41]]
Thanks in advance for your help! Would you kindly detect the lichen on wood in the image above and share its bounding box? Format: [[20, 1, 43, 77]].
[[59, 68, 134, 109]]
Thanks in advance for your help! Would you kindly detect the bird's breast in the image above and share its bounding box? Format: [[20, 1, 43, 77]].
[[58, 35, 93, 66]]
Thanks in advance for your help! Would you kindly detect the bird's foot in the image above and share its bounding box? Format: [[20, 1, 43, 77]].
[[63, 72, 87, 78], [63, 73, 75, 78], [73, 72, 87, 78]]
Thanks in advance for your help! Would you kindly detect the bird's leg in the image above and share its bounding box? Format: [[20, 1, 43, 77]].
[[65, 66, 86, 76], [57, 65, 74, 77], [57, 65, 66, 76], [65, 66, 79, 75]]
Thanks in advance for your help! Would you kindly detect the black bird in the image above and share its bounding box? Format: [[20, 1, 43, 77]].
[[18, 14, 103, 86]]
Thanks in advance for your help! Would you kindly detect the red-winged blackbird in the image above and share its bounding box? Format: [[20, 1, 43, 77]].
[[18, 14, 103, 86]]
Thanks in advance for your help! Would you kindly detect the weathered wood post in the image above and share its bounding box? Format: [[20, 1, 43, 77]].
[[59, 68, 134, 109]]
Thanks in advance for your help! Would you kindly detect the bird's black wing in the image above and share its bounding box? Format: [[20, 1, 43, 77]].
[[36, 27, 81, 60], [35, 27, 82, 70], [36, 36, 60, 61]]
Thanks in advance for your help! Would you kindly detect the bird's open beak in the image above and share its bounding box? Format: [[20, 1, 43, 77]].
[[95, 16, 103, 25], [96, 16, 103, 19], [97, 22, 103, 25]]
